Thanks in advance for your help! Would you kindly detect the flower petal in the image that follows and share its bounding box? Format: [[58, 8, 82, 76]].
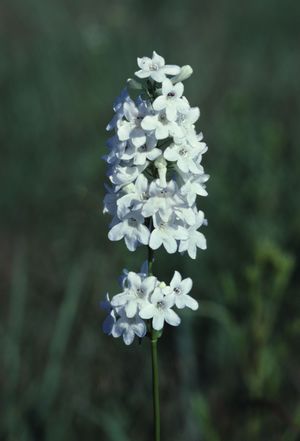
[[152, 312, 165, 331], [164, 309, 181, 327]]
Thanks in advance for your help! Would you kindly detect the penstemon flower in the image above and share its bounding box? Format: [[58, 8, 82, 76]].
[[101, 51, 209, 441]]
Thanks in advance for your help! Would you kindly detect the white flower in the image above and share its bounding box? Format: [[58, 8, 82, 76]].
[[179, 211, 207, 259], [180, 173, 209, 206], [141, 111, 183, 140], [112, 310, 147, 345], [108, 162, 147, 189], [152, 79, 189, 121], [149, 213, 188, 254], [135, 51, 180, 83], [117, 99, 150, 147], [142, 179, 180, 222], [164, 139, 205, 174], [139, 285, 180, 331], [176, 105, 200, 130], [108, 211, 150, 251], [111, 272, 157, 318], [117, 174, 149, 218], [170, 271, 198, 310]]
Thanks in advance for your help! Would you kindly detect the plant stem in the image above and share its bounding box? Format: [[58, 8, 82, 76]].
[[147, 244, 160, 441], [151, 334, 160, 441]]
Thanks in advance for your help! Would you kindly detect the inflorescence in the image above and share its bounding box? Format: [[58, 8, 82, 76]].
[[101, 51, 209, 345]]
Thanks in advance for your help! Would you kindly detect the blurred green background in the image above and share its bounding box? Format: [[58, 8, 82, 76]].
[[1, 0, 300, 440]]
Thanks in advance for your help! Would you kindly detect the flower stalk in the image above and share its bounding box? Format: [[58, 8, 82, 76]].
[[151, 333, 160, 441], [101, 51, 209, 440]]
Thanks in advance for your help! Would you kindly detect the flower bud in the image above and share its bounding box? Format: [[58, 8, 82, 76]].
[[154, 156, 167, 186], [172, 65, 193, 84]]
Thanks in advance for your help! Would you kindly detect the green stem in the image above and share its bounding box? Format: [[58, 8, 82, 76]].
[[147, 245, 160, 441], [151, 335, 160, 441]]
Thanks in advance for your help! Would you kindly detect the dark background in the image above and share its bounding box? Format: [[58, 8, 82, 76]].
[[1, 0, 300, 440]]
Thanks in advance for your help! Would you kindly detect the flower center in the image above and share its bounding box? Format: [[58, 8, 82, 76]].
[[157, 301, 165, 309], [128, 218, 137, 227], [136, 288, 144, 297], [167, 91, 176, 98], [158, 114, 167, 124], [150, 63, 159, 71], [174, 287, 181, 295], [179, 148, 188, 156]]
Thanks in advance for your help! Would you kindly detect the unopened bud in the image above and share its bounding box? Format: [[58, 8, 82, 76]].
[[154, 156, 167, 186], [172, 65, 193, 84]]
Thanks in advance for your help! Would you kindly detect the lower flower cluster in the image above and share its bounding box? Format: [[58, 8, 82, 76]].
[[101, 265, 198, 345]]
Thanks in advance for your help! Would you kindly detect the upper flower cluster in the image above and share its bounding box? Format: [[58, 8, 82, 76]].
[[101, 265, 198, 345], [103, 51, 209, 259]]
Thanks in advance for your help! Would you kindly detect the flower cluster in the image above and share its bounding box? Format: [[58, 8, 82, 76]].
[[101, 265, 198, 345], [103, 51, 209, 259]]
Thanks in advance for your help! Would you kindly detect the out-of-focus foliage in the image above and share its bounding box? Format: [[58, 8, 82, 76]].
[[0, 0, 300, 440]]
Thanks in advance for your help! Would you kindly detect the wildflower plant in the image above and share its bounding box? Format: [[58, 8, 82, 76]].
[[101, 51, 209, 440]]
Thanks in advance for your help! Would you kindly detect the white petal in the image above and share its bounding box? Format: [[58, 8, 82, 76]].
[[162, 79, 173, 95], [170, 270, 182, 288], [124, 235, 138, 251], [174, 82, 184, 97], [151, 70, 166, 83], [164, 309, 181, 327], [141, 115, 158, 131], [125, 300, 138, 318], [133, 320, 147, 338], [195, 231, 207, 249], [127, 272, 141, 290], [162, 234, 177, 254], [149, 230, 163, 250], [180, 278, 193, 295], [153, 96, 167, 111], [139, 304, 156, 319], [164, 65, 181, 75], [137, 224, 150, 245], [166, 104, 177, 122], [117, 124, 131, 141], [123, 328, 135, 345], [184, 294, 198, 311], [108, 223, 124, 241], [152, 312, 165, 331], [164, 146, 178, 161], [135, 70, 150, 79], [142, 276, 157, 296], [152, 51, 165, 66], [155, 125, 169, 140]]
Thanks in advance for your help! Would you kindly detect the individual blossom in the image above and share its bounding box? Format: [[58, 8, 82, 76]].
[[139, 284, 181, 331], [179, 211, 207, 259], [117, 99, 150, 148], [142, 179, 181, 222], [152, 79, 189, 121], [135, 51, 180, 83], [149, 213, 188, 254], [108, 211, 150, 251], [112, 309, 147, 345], [169, 271, 198, 310], [141, 110, 183, 140], [111, 272, 157, 318], [164, 139, 206, 174]]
